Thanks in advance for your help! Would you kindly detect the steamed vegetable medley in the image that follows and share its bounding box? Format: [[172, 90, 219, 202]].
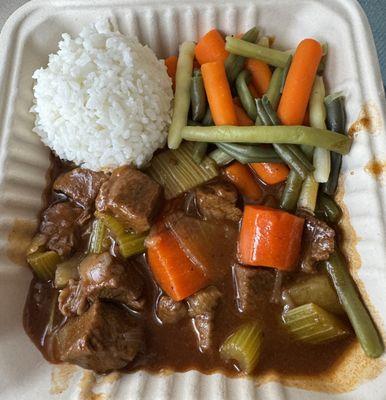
[[24, 26, 383, 376]]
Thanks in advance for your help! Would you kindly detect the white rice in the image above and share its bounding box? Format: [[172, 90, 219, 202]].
[[31, 20, 173, 171]]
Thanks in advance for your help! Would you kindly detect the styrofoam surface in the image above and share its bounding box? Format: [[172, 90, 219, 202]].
[[0, 0, 385, 399]]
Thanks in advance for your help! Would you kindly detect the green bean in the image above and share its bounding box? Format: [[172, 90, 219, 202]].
[[280, 170, 303, 211], [236, 70, 257, 121], [192, 142, 208, 164], [190, 69, 207, 122], [272, 144, 308, 179], [280, 55, 292, 93], [209, 148, 234, 166], [168, 41, 196, 149], [255, 98, 272, 126], [322, 94, 346, 196], [225, 36, 291, 68], [297, 173, 318, 212], [201, 107, 214, 126], [256, 98, 312, 178], [265, 67, 283, 110], [315, 193, 342, 224], [286, 144, 315, 172], [187, 120, 201, 126], [225, 27, 259, 83], [215, 142, 282, 164], [323, 251, 384, 358], [181, 125, 352, 154]]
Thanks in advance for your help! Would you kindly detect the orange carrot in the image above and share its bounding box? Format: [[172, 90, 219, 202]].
[[245, 58, 272, 96], [224, 162, 263, 201], [195, 29, 228, 65], [238, 205, 305, 270], [147, 226, 208, 301], [250, 162, 289, 185], [233, 101, 254, 126], [247, 83, 259, 98], [277, 38, 323, 126], [165, 55, 178, 90], [201, 61, 238, 126]]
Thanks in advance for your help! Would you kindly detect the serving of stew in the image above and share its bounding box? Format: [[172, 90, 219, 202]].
[[23, 25, 384, 377]]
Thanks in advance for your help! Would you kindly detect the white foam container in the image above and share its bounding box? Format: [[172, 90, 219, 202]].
[[0, 0, 385, 399]]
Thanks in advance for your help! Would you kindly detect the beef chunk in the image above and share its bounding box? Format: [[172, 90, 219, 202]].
[[195, 181, 242, 222], [40, 202, 84, 256], [187, 286, 222, 352], [156, 295, 188, 324], [233, 264, 274, 314], [58, 252, 144, 317], [56, 300, 143, 373], [298, 210, 335, 273], [53, 168, 108, 208], [96, 166, 163, 233]]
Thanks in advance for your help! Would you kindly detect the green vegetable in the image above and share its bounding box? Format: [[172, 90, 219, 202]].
[[255, 98, 311, 179], [209, 148, 234, 166], [181, 125, 352, 154], [190, 69, 207, 122], [201, 107, 214, 126], [95, 212, 147, 258], [95, 211, 126, 238], [310, 76, 330, 183], [225, 27, 259, 83], [280, 170, 303, 211], [89, 218, 107, 254], [283, 303, 350, 344], [225, 36, 291, 68], [286, 144, 315, 172], [280, 55, 292, 93], [27, 234, 47, 256], [168, 41, 196, 149], [315, 193, 343, 224], [297, 173, 318, 212], [322, 94, 346, 195], [265, 67, 283, 110], [283, 275, 344, 315], [215, 142, 282, 164], [147, 141, 218, 199], [54, 253, 83, 289], [220, 322, 263, 373], [236, 70, 257, 120], [27, 251, 61, 281], [323, 251, 384, 358], [192, 142, 208, 164], [118, 232, 147, 258]]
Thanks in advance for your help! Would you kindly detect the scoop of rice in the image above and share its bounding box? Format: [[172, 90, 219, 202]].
[[31, 20, 173, 171]]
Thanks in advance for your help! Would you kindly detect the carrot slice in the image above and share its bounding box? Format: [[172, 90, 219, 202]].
[[250, 162, 289, 185], [245, 58, 272, 96], [165, 55, 178, 90], [195, 29, 228, 65], [238, 205, 304, 270], [224, 162, 263, 201], [147, 226, 208, 301], [201, 61, 238, 126], [277, 38, 323, 126]]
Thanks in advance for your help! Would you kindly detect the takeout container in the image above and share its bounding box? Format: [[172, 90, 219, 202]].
[[0, 0, 385, 399]]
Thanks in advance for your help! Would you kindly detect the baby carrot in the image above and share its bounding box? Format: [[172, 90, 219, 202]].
[[201, 61, 238, 126], [195, 29, 228, 65], [224, 162, 263, 201], [250, 162, 289, 185], [277, 39, 323, 126], [165, 55, 178, 90], [233, 100, 254, 126], [245, 58, 272, 96]]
